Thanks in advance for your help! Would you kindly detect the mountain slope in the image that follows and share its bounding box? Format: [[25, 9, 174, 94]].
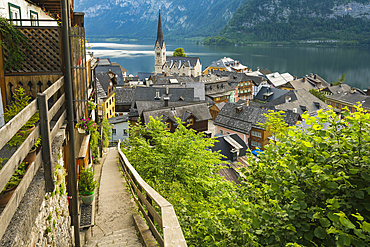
[[74, 0, 246, 40], [220, 0, 370, 44]]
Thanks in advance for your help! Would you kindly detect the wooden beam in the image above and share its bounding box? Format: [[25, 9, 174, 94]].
[[0, 153, 42, 240], [0, 33, 7, 111], [0, 99, 38, 150], [50, 110, 66, 142], [37, 93, 54, 192], [48, 93, 65, 120], [0, 125, 40, 193]]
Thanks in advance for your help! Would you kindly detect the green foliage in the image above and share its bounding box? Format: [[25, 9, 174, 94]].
[[102, 116, 111, 149], [123, 117, 251, 245], [259, 110, 288, 144], [203, 36, 234, 46], [172, 47, 187, 57], [218, 0, 370, 45], [76, 118, 97, 134], [47, 212, 52, 221], [0, 17, 28, 70], [237, 106, 370, 246], [333, 73, 346, 86], [79, 166, 98, 194], [87, 100, 96, 111], [1, 162, 26, 193], [309, 88, 327, 102], [90, 126, 100, 164]]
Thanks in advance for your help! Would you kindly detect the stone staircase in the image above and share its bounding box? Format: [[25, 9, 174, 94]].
[[97, 228, 142, 247]]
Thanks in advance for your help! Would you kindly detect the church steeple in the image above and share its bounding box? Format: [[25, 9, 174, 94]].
[[154, 8, 166, 74], [156, 8, 164, 48]]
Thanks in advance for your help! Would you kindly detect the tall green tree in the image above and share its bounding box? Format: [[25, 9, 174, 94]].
[[172, 47, 187, 57], [309, 88, 327, 102], [333, 73, 346, 86]]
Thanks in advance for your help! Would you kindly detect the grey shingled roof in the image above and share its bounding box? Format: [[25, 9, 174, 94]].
[[265, 89, 329, 115], [108, 114, 129, 124], [96, 73, 112, 92], [327, 91, 370, 110], [254, 87, 290, 102], [141, 102, 211, 124], [96, 80, 107, 99], [96, 65, 124, 86], [115, 88, 134, 105], [213, 71, 263, 86], [132, 86, 195, 103], [165, 56, 200, 69], [324, 83, 352, 95], [136, 101, 197, 116], [214, 102, 299, 135]]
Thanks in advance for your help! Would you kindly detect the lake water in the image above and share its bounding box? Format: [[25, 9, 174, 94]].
[[88, 41, 370, 90]]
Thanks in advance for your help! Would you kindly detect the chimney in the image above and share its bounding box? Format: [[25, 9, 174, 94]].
[[350, 87, 356, 94], [97, 57, 99, 61], [303, 77, 306, 82], [246, 99, 249, 106], [310, 73, 313, 77], [294, 76, 297, 80], [230, 149, 238, 162], [367, 87, 370, 96]]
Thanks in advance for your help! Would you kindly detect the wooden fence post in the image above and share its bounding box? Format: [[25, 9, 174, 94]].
[[38, 93, 55, 192]]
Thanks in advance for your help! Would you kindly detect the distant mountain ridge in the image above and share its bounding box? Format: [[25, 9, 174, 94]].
[[74, 0, 246, 40], [219, 0, 370, 45]]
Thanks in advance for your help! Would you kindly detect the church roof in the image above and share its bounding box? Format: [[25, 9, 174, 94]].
[[165, 56, 200, 69], [155, 9, 165, 48]]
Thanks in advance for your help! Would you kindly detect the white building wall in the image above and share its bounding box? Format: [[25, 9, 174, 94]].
[[0, 0, 57, 26], [110, 121, 129, 142]]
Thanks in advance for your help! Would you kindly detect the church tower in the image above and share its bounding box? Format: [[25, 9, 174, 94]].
[[154, 8, 166, 74]]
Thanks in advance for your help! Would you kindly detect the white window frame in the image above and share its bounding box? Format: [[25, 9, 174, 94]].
[[251, 130, 262, 138], [30, 10, 39, 26], [251, 141, 262, 148], [9, 3, 22, 26]]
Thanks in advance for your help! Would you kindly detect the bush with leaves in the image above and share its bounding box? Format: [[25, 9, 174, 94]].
[[236, 105, 370, 246], [102, 116, 111, 148]]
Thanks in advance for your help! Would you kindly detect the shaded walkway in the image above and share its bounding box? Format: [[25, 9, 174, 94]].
[[85, 148, 142, 247]]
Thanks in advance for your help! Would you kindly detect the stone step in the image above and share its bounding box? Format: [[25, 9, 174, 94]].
[[97, 228, 142, 247]]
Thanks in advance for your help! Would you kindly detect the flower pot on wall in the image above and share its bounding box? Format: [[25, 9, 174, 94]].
[[23, 147, 37, 166], [0, 185, 17, 207], [80, 191, 94, 205]]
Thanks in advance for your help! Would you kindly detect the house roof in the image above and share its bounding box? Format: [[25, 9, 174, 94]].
[[265, 89, 329, 115], [137, 72, 153, 82], [255, 87, 290, 102], [214, 102, 299, 135], [141, 102, 211, 124], [108, 114, 129, 124], [219, 165, 240, 184], [96, 80, 107, 99], [212, 133, 247, 162], [96, 73, 112, 92], [111, 62, 127, 73], [327, 91, 370, 109], [165, 56, 200, 69], [115, 88, 134, 105], [205, 57, 247, 72], [132, 86, 195, 105], [215, 102, 226, 110], [265, 72, 294, 87], [205, 81, 238, 98], [259, 69, 272, 75], [135, 101, 197, 116], [324, 83, 352, 95], [96, 64, 124, 86], [213, 71, 263, 86]]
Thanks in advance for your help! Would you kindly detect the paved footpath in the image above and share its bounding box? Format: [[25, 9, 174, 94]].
[[84, 148, 142, 247]]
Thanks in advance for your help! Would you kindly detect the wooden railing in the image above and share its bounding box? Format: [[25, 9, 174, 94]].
[[0, 76, 66, 240], [117, 140, 187, 247]]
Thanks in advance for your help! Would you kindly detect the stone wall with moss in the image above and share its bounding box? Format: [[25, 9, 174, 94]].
[[28, 150, 72, 247]]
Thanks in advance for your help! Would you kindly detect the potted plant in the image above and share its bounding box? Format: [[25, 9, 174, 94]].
[[23, 137, 41, 167], [4, 87, 39, 148], [0, 161, 26, 207], [79, 166, 98, 205], [76, 118, 97, 134], [87, 100, 96, 111]]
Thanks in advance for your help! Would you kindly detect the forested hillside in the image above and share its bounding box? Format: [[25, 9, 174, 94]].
[[74, 0, 246, 40], [214, 0, 370, 45]]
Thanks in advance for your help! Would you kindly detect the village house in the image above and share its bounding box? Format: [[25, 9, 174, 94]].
[[115, 87, 134, 114], [203, 57, 249, 75], [264, 71, 295, 88], [326, 88, 370, 112], [279, 73, 330, 91], [141, 102, 212, 133], [154, 9, 202, 77], [96, 70, 117, 119], [263, 88, 329, 115], [254, 87, 290, 103], [214, 102, 299, 150], [96, 58, 126, 86], [108, 114, 129, 142]]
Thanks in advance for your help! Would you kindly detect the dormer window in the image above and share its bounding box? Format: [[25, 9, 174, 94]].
[[187, 118, 194, 125], [235, 106, 243, 113]]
